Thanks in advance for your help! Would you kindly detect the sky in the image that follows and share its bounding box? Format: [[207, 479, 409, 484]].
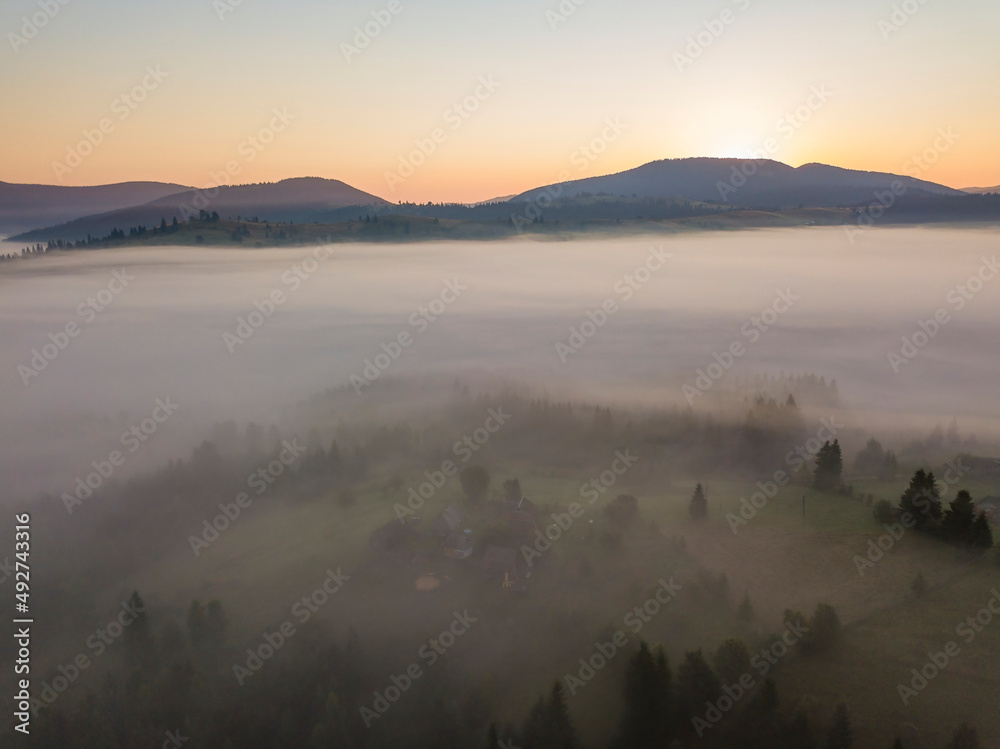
[[1, 0, 998, 203]]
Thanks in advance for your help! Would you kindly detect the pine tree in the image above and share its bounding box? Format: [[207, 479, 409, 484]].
[[785, 710, 817, 749], [122, 591, 152, 664], [676, 649, 722, 722], [713, 638, 751, 684], [546, 681, 576, 749], [879, 450, 899, 479], [206, 599, 227, 646], [945, 723, 979, 749], [523, 682, 577, 749], [615, 641, 672, 748], [485, 722, 499, 749], [971, 513, 993, 549], [825, 701, 853, 749], [898, 469, 942, 529], [187, 600, 208, 647], [802, 603, 842, 654], [942, 490, 976, 545], [854, 438, 885, 474], [814, 440, 843, 490], [689, 483, 708, 520], [737, 592, 755, 622]]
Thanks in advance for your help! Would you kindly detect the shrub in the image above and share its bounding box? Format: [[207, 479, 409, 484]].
[[874, 499, 897, 524]]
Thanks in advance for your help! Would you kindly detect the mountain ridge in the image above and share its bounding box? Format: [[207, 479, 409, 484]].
[[510, 157, 965, 209]]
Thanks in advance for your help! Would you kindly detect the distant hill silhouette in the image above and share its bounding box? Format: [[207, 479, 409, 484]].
[[961, 185, 1000, 194], [10, 177, 389, 242], [0, 180, 190, 237], [511, 157, 964, 209], [6, 161, 986, 244]]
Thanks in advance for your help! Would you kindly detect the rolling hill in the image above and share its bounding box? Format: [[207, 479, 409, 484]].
[[9, 177, 390, 242], [0, 180, 191, 237], [511, 157, 965, 209]]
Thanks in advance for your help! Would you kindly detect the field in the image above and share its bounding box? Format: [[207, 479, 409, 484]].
[[49, 460, 992, 747]]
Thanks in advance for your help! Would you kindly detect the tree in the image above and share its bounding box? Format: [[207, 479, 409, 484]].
[[713, 637, 752, 684], [898, 469, 942, 529], [615, 641, 672, 748], [689, 483, 708, 520], [121, 591, 152, 664], [879, 450, 899, 479], [945, 723, 979, 749], [784, 710, 817, 749], [522, 682, 576, 749], [802, 603, 842, 654], [485, 723, 499, 749], [971, 513, 994, 549], [824, 701, 853, 749], [187, 600, 207, 647], [942, 490, 977, 545], [814, 440, 843, 490], [459, 465, 490, 504], [911, 572, 928, 597], [854, 438, 884, 474], [737, 592, 755, 622], [676, 649, 722, 722], [873, 498, 897, 524], [206, 599, 227, 646]]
